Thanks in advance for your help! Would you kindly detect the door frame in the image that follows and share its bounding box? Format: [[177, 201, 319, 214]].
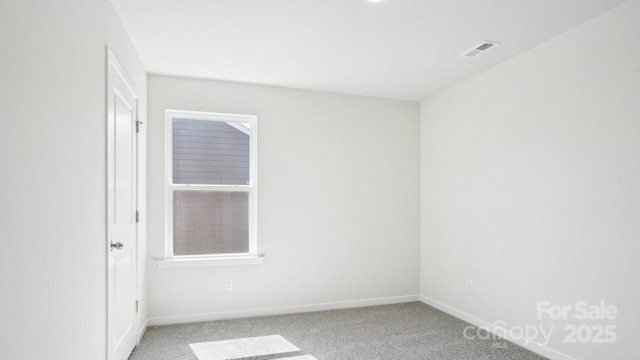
[[106, 48, 140, 360]]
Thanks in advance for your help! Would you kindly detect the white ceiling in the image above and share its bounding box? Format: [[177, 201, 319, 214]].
[[111, 0, 627, 101]]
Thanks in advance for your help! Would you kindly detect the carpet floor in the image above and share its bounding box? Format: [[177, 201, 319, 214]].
[[130, 302, 547, 360]]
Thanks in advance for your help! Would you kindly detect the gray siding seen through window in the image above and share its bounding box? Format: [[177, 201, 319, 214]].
[[172, 118, 250, 185]]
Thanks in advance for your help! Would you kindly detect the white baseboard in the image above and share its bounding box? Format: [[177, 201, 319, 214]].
[[419, 295, 575, 360], [137, 318, 148, 344], [147, 294, 419, 326]]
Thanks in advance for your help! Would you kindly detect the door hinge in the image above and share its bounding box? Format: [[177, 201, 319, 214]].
[[136, 120, 143, 133], [135, 210, 140, 223], [136, 300, 139, 314]]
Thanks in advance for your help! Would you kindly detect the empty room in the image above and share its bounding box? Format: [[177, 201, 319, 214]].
[[1, 0, 639, 359]]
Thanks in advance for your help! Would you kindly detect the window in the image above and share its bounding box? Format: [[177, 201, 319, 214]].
[[165, 110, 257, 262]]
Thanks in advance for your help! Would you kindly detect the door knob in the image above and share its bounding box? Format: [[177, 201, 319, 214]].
[[111, 242, 124, 250]]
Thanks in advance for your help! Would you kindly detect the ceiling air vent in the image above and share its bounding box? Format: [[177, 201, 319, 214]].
[[460, 41, 499, 58]]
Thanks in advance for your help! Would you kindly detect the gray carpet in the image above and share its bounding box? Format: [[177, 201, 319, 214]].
[[130, 302, 547, 360]]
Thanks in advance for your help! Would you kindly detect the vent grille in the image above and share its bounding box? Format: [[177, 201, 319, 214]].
[[460, 41, 499, 58]]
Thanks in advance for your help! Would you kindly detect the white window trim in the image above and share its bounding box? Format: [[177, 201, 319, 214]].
[[158, 109, 261, 268]]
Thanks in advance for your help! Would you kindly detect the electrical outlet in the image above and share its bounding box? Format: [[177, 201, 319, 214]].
[[225, 279, 233, 291], [466, 280, 474, 294]]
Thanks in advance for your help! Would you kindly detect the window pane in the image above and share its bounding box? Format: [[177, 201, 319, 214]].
[[173, 118, 250, 185], [173, 191, 249, 255]]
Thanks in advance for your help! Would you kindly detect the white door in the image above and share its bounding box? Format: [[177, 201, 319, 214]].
[[107, 50, 138, 360]]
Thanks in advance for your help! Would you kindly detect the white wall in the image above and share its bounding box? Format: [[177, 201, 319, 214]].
[[420, 1, 640, 359], [0, 0, 147, 359], [147, 75, 420, 321]]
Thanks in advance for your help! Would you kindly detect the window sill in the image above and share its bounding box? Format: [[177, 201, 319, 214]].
[[156, 255, 265, 268]]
